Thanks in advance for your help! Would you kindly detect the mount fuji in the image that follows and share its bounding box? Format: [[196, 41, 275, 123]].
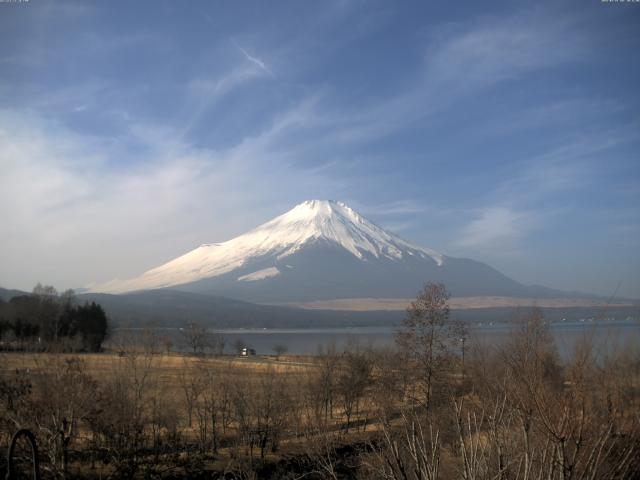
[[90, 200, 567, 303]]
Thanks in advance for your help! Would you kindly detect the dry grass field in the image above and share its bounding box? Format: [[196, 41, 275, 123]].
[[0, 350, 315, 378], [0, 348, 388, 478]]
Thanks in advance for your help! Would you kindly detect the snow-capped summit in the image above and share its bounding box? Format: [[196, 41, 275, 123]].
[[240, 200, 443, 264], [91, 200, 444, 294], [91, 200, 552, 303]]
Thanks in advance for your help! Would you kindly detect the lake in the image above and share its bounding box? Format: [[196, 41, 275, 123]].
[[213, 318, 640, 359], [110, 318, 640, 360]]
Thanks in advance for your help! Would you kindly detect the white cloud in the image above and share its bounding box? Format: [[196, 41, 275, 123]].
[[181, 66, 264, 138], [423, 10, 587, 92], [307, 8, 590, 148], [452, 118, 639, 258], [365, 200, 432, 216], [457, 207, 533, 251], [231, 38, 273, 76], [0, 102, 346, 291]]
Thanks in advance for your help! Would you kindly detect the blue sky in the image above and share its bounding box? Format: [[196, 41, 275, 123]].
[[1, 0, 639, 297]]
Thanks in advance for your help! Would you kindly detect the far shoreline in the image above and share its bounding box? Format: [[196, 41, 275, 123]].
[[281, 296, 638, 311]]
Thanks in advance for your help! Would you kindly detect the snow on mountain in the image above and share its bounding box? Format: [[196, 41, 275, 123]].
[[238, 267, 281, 282], [91, 200, 444, 294]]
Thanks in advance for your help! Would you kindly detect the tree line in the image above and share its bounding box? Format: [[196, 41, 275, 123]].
[[0, 284, 108, 352]]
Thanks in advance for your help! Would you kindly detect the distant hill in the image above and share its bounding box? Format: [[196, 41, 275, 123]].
[[0, 287, 28, 302], [78, 289, 404, 328], [3, 286, 637, 329], [3, 286, 403, 328], [73, 290, 640, 328]]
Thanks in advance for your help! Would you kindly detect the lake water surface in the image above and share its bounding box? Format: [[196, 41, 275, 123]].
[[215, 319, 640, 359], [111, 319, 640, 359]]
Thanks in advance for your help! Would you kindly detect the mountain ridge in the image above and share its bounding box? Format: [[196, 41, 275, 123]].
[[88, 200, 596, 303], [89, 200, 444, 294]]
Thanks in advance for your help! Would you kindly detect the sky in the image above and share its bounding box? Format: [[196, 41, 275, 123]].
[[0, 0, 639, 298]]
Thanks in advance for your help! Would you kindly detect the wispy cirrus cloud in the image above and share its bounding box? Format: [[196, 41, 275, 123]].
[[304, 7, 591, 149], [181, 66, 265, 139], [422, 9, 588, 91], [368, 200, 432, 216], [231, 38, 274, 76], [456, 207, 535, 253], [0, 101, 348, 289], [452, 120, 639, 260]]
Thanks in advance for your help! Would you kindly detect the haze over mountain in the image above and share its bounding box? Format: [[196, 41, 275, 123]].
[[90, 200, 581, 304]]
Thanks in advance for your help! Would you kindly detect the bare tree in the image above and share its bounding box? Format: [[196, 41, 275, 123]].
[[395, 282, 457, 409], [369, 347, 411, 420], [303, 427, 343, 480], [369, 409, 441, 480], [182, 322, 209, 355], [455, 308, 640, 480], [178, 358, 202, 428], [32, 283, 61, 343], [337, 347, 372, 432], [91, 343, 163, 478], [252, 368, 291, 459], [6, 356, 96, 478], [310, 343, 340, 427], [272, 343, 288, 360], [160, 334, 173, 355], [208, 331, 226, 356], [192, 358, 227, 453]]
